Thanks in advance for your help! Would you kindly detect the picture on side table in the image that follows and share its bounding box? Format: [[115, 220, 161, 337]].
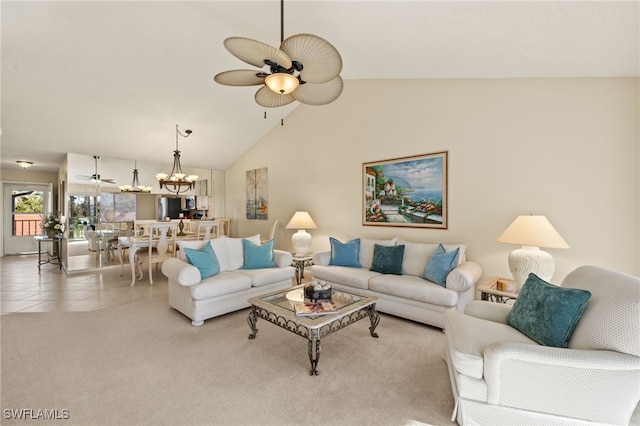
[[363, 151, 448, 229]]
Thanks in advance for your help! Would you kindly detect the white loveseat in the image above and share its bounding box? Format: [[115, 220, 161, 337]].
[[310, 237, 482, 328], [444, 265, 640, 425], [162, 235, 295, 326]]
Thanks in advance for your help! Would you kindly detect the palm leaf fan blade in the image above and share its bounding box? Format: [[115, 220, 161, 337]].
[[255, 86, 296, 108], [223, 37, 292, 69], [280, 34, 342, 84], [292, 76, 343, 106], [214, 70, 266, 86]]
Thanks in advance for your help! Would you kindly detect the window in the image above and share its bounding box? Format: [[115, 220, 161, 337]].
[[12, 190, 44, 236]]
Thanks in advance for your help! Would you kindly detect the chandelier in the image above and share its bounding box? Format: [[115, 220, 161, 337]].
[[156, 125, 198, 195], [119, 161, 152, 193]]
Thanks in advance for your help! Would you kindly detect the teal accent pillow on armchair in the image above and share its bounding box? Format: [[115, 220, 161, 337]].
[[506, 273, 592, 348]]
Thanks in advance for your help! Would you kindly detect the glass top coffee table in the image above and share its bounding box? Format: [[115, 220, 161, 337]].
[[247, 285, 380, 376]]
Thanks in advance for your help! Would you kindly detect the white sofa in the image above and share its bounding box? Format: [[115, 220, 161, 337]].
[[444, 265, 640, 425], [162, 235, 295, 326], [310, 237, 482, 328]]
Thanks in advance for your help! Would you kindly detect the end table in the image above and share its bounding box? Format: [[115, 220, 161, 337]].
[[292, 255, 313, 285], [477, 276, 519, 304]]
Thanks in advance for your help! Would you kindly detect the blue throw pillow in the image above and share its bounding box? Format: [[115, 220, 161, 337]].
[[242, 238, 276, 269], [183, 241, 220, 279], [370, 244, 405, 275], [421, 244, 460, 286], [506, 274, 592, 348], [329, 237, 361, 267]]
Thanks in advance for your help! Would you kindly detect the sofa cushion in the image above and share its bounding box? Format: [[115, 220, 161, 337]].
[[239, 266, 295, 287], [445, 309, 538, 379], [189, 271, 252, 300], [370, 244, 405, 275], [352, 237, 397, 269], [183, 241, 220, 279], [311, 264, 380, 290], [369, 274, 459, 307], [507, 274, 592, 348], [421, 244, 460, 286], [329, 237, 361, 267], [242, 238, 276, 269], [225, 234, 261, 271]]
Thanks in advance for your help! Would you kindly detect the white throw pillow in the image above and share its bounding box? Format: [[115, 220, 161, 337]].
[[177, 240, 208, 261], [225, 234, 261, 271]]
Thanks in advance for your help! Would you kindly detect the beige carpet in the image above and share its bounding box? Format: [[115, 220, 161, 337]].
[[1, 294, 453, 425]]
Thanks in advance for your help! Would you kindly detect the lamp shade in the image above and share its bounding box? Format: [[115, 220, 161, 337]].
[[497, 215, 569, 249], [285, 211, 317, 230]]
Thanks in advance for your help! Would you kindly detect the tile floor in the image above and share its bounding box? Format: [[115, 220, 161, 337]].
[[0, 254, 167, 314]]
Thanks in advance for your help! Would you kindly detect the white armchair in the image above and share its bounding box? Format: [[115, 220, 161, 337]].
[[444, 265, 640, 425]]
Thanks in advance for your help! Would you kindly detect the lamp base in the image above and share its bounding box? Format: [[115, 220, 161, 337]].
[[508, 246, 555, 290], [291, 230, 311, 257]]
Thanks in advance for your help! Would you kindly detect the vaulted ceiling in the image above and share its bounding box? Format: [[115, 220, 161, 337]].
[[2, 1, 638, 173]]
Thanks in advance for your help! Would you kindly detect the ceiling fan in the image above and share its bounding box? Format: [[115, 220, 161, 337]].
[[214, 0, 343, 108], [75, 156, 116, 184]]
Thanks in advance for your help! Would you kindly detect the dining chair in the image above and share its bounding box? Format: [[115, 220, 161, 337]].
[[134, 222, 178, 285], [217, 218, 231, 237], [261, 220, 278, 244], [196, 220, 220, 240]]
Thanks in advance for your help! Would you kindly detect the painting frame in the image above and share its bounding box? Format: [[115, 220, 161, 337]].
[[363, 151, 448, 229]]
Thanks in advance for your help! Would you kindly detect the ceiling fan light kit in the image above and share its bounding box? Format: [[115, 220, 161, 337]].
[[214, 0, 343, 108], [156, 125, 198, 195]]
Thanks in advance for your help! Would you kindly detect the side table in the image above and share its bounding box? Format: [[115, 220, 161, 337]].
[[35, 235, 63, 272], [477, 276, 519, 304], [292, 255, 313, 285]]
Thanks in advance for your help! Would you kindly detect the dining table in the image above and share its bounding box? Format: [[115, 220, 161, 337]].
[[117, 232, 198, 286]]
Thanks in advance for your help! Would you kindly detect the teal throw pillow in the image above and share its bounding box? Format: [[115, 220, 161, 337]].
[[183, 241, 220, 279], [370, 244, 405, 275], [506, 273, 592, 348], [242, 238, 276, 269], [329, 237, 361, 267], [421, 244, 460, 286]]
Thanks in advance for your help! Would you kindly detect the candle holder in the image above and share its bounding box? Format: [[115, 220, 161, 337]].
[[177, 218, 186, 236]]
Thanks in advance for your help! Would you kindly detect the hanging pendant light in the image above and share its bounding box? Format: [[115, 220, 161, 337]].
[[156, 125, 198, 195], [119, 161, 152, 193]]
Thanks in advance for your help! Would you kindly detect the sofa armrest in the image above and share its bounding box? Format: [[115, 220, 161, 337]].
[[161, 258, 201, 286], [446, 261, 482, 292], [273, 249, 293, 268], [483, 341, 640, 422], [464, 300, 512, 324], [312, 250, 331, 266]]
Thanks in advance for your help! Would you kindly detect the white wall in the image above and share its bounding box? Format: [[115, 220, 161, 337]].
[[225, 78, 639, 283]]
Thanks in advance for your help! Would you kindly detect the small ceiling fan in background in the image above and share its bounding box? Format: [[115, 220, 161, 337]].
[[214, 0, 343, 108], [75, 155, 116, 184]]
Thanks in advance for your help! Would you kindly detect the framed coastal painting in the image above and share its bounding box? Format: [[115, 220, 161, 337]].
[[246, 167, 268, 220], [363, 151, 448, 229]]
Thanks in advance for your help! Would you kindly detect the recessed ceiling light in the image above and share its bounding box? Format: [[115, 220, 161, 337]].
[[16, 160, 34, 169]]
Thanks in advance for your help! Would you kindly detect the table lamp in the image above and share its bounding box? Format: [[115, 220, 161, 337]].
[[285, 211, 317, 256], [496, 215, 569, 289]]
